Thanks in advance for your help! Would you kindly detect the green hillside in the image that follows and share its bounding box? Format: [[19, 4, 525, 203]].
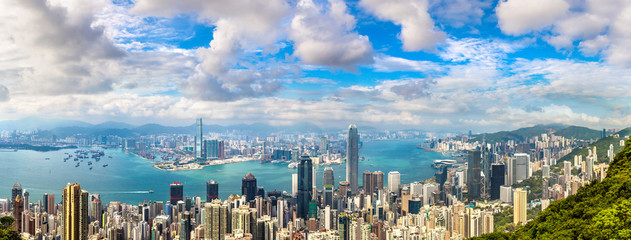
[[470, 125, 601, 144], [552, 127, 631, 174], [554, 126, 602, 140], [473, 136, 631, 239]]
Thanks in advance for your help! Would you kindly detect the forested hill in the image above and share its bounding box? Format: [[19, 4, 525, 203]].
[[469, 124, 602, 143], [474, 137, 631, 239]]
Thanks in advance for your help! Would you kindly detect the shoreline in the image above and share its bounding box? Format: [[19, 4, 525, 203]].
[[151, 156, 260, 171]]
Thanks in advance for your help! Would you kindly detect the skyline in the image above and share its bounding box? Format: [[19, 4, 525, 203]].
[[2, 0, 631, 132]]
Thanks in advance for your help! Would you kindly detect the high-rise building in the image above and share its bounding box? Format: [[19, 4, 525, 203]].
[[195, 118, 203, 159], [242, 173, 257, 202], [363, 171, 373, 196], [346, 124, 359, 194], [218, 140, 225, 159], [231, 205, 257, 237], [513, 153, 530, 184], [170, 182, 183, 205], [292, 173, 298, 197], [89, 197, 102, 224], [13, 195, 23, 232], [206, 140, 219, 159], [42, 193, 48, 213], [207, 180, 219, 201], [63, 183, 89, 240], [47, 194, 56, 216], [11, 182, 22, 210], [204, 199, 230, 240], [467, 150, 482, 200], [323, 167, 334, 187], [388, 171, 400, 194], [297, 155, 313, 219], [564, 161, 572, 179], [373, 171, 384, 193], [490, 164, 505, 200], [513, 188, 527, 225]]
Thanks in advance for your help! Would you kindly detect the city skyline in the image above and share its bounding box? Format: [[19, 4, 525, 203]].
[[2, 0, 631, 132]]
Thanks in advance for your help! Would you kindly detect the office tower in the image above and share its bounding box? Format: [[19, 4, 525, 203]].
[[602, 128, 606, 139], [48, 194, 56, 216], [206, 140, 219, 159], [297, 155, 313, 219], [63, 183, 89, 240], [180, 211, 192, 240], [339, 181, 350, 198], [207, 180, 219, 201], [513, 153, 530, 184], [43, 193, 48, 213], [339, 212, 350, 240], [218, 140, 225, 159], [490, 164, 505, 200], [506, 157, 513, 186], [346, 124, 359, 194], [170, 182, 183, 205], [11, 182, 22, 210], [373, 171, 384, 193], [13, 196, 23, 232], [292, 173, 298, 197], [320, 137, 328, 154], [564, 161, 572, 179], [513, 188, 527, 224], [204, 199, 230, 240], [195, 118, 203, 159], [542, 165, 550, 178], [90, 197, 102, 224], [185, 197, 192, 211], [363, 171, 373, 196], [388, 171, 400, 194], [323, 167, 334, 187], [242, 173, 257, 202], [467, 150, 482, 200], [231, 205, 256, 236], [256, 187, 265, 198], [23, 190, 29, 211], [500, 186, 512, 203], [408, 197, 421, 214]]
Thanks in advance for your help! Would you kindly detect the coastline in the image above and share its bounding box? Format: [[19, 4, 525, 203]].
[[151, 156, 259, 171]]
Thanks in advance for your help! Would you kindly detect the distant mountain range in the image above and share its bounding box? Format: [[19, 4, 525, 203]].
[[469, 124, 603, 142], [0, 117, 328, 137]]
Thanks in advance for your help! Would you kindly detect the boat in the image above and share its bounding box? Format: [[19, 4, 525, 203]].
[[88, 162, 92, 165], [287, 162, 298, 169], [75, 163, 80, 167], [45, 157, 50, 160], [108, 156, 112, 158], [149, 190, 154, 193], [103, 164, 108, 167], [89, 167, 93, 170]]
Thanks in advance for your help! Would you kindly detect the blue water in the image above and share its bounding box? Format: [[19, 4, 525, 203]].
[[0, 140, 443, 204]]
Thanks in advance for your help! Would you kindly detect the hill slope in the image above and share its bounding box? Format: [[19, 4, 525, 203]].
[[469, 124, 600, 143], [474, 136, 631, 239]]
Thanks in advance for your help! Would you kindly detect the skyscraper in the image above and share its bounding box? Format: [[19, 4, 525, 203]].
[[297, 155, 313, 219], [207, 180, 219, 201], [467, 150, 482, 200], [42, 193, 48, 213], [206, 140, 219, 159], [63, 183, 89, 240], [13, 195, 23, 232], [11, 182, 22, 210], [363, 171, 373, 196], [388, 171, 400, 194], [564, 161, 572, 179], [346, 124, 359, 194], [323, 167, 334, 187], [170, 182, 183, 205], [373, 171, 384, 193], [242, 173, 257, 202], [323, 167, 335, 207], [204, 199, 230, 240], [195, 118, 203, 159], [513, 153, 530, 184], [47, 194, 56, 216], [490, 164, 505, 200], [513, 188, 527, 225]]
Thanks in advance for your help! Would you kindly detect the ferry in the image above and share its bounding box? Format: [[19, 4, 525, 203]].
[[149, 190, 154, 193], [287, 162, 298, 169]]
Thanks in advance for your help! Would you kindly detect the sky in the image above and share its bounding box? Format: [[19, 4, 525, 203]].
[[1, 0, 631, 132]]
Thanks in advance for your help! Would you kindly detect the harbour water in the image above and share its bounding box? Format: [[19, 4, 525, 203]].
[[0, 140, 444, 204]]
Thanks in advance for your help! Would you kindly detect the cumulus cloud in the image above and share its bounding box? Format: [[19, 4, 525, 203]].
[[496, 0, 569, 35], [390, 78, 436, 100], [0, 0, 126, 95], [360, 0, 446, 51], [289, 0, 374, 70], [428, 0, 492, 28]]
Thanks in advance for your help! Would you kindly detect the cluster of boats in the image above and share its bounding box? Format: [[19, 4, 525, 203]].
[[62, 150, 110, 170]]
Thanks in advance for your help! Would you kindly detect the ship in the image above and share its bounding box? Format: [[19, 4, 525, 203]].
[[103, 164, 108, 167], [89, 167, 93, 170], [287, 162, 298, 169], [149, 190, 154, 193], [75, 163, 80, 167], [88, 162, 92, 165]]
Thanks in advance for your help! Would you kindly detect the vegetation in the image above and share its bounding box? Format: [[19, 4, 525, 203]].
[[473, 137, 631, 239], [469, 124, 601, 144], [0, 216, 20, 240], [512, 170, 543, 202]]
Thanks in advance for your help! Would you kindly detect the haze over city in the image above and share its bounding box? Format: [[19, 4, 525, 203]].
[[2, 0, 631, 132]]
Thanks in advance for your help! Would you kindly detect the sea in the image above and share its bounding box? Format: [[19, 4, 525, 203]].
[[0, 140, 446, 204]]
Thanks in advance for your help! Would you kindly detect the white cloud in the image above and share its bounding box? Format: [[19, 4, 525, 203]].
[[428, 0, 492, 28], [372, 55, 443, 73], [0, 85, 9, 102], [496, 0, 570, 35], [289, 0, 374, 70], [360, 0, 446, 51]]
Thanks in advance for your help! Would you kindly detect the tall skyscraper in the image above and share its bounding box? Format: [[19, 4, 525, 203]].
[[373, 171, 384, 193], [292, 173, 298, 197], [207, 180, 219, 201], [467, 150, 482, 200], [42, 193, 48, 213], [170, 182, 183, 205], [47, 194, 56, 216], [63, 183, 89, 240], [346, 124, 359, 194], [513, 188, 527, 225], [297, 155, 313, 219], [11, 182, 22, 210], [513, 153, 530, 184], [206, 140, 219, 159], [363, 171, 373, 196], [323, 167, 334, 207], [195, 118, 203, 159], [323, 167, 334, 187], [204, 199, 230, 240], [388, 171, 400, 194], [490, 164, 505, 200], [13, 195, 23, 232], [564, 161, 572, 179], [242, 173, 257, 202]]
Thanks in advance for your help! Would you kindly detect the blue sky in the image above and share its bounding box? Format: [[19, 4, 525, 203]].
[[1, 0, 631, 132]]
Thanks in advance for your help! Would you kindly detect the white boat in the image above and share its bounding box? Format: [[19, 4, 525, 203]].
[[287, 162, 298, 169]]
